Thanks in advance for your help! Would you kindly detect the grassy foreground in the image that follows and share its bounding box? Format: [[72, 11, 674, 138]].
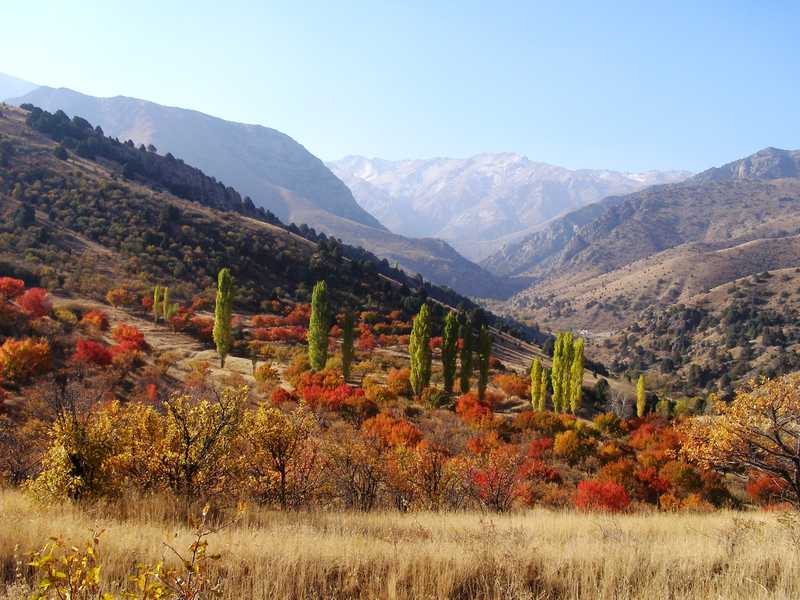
[[1, 488, 798, 600]]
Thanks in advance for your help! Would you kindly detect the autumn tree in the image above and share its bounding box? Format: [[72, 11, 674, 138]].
[[408, 303, 432, 396], [341, 310, 355, 381], [477, 326, 492, 402], [17, 287, 52, 319], [307, 280, 329, 371], [539, 367, 549, 411], [569, 337, 585, 414], [683, 374, 800, 507], [459, 318, 473, 394], [213, 268, 234, 368], [636, 374, 646, 417], [441, 310, 459, 393], [530, 358, 542, 410], [551, 332, 574, 412], [157, 386, 246, 503], [245, 402, 319, 508]]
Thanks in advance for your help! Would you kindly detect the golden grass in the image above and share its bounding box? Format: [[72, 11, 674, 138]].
[[2, 487, 799, 599]]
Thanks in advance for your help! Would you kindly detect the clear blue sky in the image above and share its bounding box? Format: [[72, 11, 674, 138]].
[[2, 0, 798, 171]]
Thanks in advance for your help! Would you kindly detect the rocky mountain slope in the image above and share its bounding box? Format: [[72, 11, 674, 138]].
[[329, 154, 690, 260], [8, 88, 507, 297]]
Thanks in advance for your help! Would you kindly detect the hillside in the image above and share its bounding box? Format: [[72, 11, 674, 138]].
[[485, 148, 800, 394], [8, 87, 506, 298], [330, 154, 689, 260]]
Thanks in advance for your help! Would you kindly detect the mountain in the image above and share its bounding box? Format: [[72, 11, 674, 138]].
[[0, 104, 516, 331], [329, 154, 690, 261], [484, 147, 800, 394], [9, 87, 506, 297], [0, 72, 38, 101]]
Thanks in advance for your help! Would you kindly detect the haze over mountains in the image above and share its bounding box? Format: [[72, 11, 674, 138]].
[[5, 78, 512, 298], [329, 154, 690, 261]]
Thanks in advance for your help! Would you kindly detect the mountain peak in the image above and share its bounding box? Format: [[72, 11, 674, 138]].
[[691, 146, 800, 184]]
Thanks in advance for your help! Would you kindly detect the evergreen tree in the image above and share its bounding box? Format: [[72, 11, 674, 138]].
[[307, 280, 329, 371], [409, 303, 432, 396], [477, 326, 492, 402], [441, 310, 459, 393], [341, 310, 354, 381], [459, 319, 473, 394], [569, 337, 585, 414], [636, 374, 647, 417], [152, 286, 161, 323], [530, 358, 542, 409], [539, 367, 549, 411], [213, 268, 234, 368]]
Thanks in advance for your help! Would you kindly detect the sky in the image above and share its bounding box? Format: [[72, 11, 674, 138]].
[[1, 1, 798, 172]]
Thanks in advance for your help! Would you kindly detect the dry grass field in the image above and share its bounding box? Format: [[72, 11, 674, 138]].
[[2, 488, 798, 600]]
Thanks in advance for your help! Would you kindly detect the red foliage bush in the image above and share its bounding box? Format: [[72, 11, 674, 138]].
[[284, 304, 311, 326], [189, 316, 214, 340], [17, 288, 52, 319], [386, 367, 412, 396], [526, 437, 554, 459], [252, 326, 307, 343], [112, 323, 146, 349], [746, 473, 788, 506], [252, 314, 283, 328], [357, 331, 376, 351], [456, 393, 492, 426], [301, 384, 364, 411], [575, 479, 631, 512], [0, 277, 25, 299], [270, 387, 297, 405], [72, 339, 112, 366], [429, 336, 442, 350]]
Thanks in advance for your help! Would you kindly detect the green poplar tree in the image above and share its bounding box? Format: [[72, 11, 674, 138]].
[[551, 334, 564, 412], [441, 310, 459, 393], [409, 303, 432, 396], [530, 358, 542, 409], [569, 337, 585, 414], [307, 280, 329, 371], [152, 286, 162, 323], [213, 268, 234, 368], [477, 326, 492, 402], [539, 367, 549, 411], [459, 319, 473, 394], [636, 374, 647, 417], [341, 310, 354, 381]]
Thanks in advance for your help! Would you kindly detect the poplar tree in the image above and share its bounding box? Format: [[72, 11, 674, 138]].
[[551, 334, 564, 412], [530, 358, 542, 409], [409, 303, 432, 396], [477, 326, 492, 402], [341, 310, 354, 381], [152, 286, 161, 322], [441, 310, 459, 393], [569, 337, 585, 414], [459, 318, 473, 394], [213, 268, 234, 368], [307, 280, 329, 371], [539, 367, 549, 411], [637, 374, 647, 417]]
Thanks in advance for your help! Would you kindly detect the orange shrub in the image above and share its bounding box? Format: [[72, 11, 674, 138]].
[[514, 411, 573, 436], [0, 337, 51, 383], [553, 430, 595, 465], [81, 310, 109, 331], [387, 367, 412, 396], [357, 331, 376, 351], [456, 393, 492, 426], [362, 413, 422, 448], [494, 373, 529, 398], [0, 277, 25, 299], [747, 473, 789, 506], [105, 287, 135, 307]]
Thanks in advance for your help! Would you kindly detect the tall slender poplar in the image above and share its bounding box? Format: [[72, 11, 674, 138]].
[[441, 310, 459, 393], [341, 310, 354, 381], [307, 280, 329, 371], [409, 303, 432, 396], [530, 358, 542, 409], [569, 337, 585, 414], [213, 268, 234, 368], [459, 319, 473, 394]]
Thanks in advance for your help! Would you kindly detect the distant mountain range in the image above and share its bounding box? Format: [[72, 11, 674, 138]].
[[0, 72, 37, 101], [5, 78, 511, 298], [489, 146, 800, 328], [329, 154, 690, 261]]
